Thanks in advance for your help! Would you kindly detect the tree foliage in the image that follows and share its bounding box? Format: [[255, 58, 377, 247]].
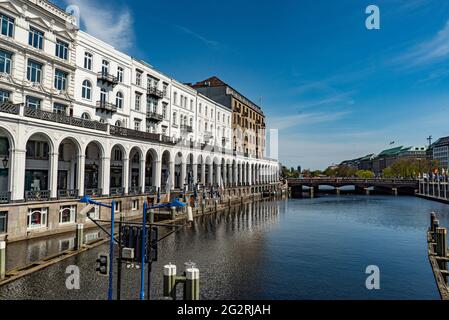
[[382, 158, 439, 178]]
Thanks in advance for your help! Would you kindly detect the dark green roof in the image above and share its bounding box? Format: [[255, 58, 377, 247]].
[[377, 146, 404, 157]]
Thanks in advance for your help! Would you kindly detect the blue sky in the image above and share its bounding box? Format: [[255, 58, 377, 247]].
[[55, 0, 449, 169]]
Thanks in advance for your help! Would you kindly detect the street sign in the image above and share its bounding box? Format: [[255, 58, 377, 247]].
[[79, 203, 95, 220]]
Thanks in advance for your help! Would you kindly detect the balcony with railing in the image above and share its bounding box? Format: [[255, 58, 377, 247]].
[[0, 101, 20, 115], [24, 106, 108, 132], [181, 124, 193, 133], [204, 131, 213, 140], [0, 191, 10, 204], [128, 186, 141, 195], [97, 72, 118, 86], [96, 100, 118, 114], [147, 86, 164, 99], [85, 188, 102, 198], [110, 187, 125, 196], [58, 189, 79, 200], [110, 125, 160, 143], [25, 190, 50, 202], [146, 111, 163, 123], [145, 186, 157, 194]]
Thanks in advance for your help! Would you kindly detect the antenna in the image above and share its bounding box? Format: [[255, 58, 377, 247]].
[[427, 135, 433, 147]]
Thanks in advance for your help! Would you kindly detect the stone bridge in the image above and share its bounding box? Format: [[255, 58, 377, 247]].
[[287, 178, 418, 197]]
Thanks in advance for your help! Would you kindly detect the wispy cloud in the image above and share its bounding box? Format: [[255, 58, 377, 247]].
[[268, 111, 349, 131], [64, 0, 134, 51], [396, 20, 449, 67], [174, 25, 219, 48]]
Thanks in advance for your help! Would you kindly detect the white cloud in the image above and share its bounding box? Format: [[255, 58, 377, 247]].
[[268, 111, 349, 131], [397, 20, 449, 66], [64, 0, 134, 51], [174, 25, 219, 48]]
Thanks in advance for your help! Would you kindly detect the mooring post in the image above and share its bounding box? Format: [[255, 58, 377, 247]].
[[163, 264, 177, 300], [0, 241, 5, 280], [433, 219, 440, 234], [430, 212, 436, 231], [436, 228, 448, 276], [185, 265, 200, 300], [170, 206, 176, 220], [75, 223, 84, 251], [149, 209, 155, 224]]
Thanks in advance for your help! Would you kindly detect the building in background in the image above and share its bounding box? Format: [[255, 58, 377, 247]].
[[428, 136, 449, 169], [339, 146, 427, 175], [191, 76, 266, 159]]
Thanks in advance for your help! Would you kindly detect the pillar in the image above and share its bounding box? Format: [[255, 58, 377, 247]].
[[181, 162, 187, 188], [217, 165, 222, 186], [223, 164, 227, 187], [140, 158, 146, 194], [192, 162, 198, 185], [0, 241, 5, 280], [238, 164, 242, 186], [201, 163, 206, 185], [208, 164, 213, 186], [11, 149, 26, 201], [49, 152, 59, 199], [100, 156, 111, 196], [77, 155, 85, 197], [123, 157, 129, 194], [248, 165, 252, 186], [169, 161, 175, 190], [153, 160, 161, 190]]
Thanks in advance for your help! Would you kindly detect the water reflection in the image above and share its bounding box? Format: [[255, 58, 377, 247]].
[[6, 229, 103, 271], [0, 196, 444, 300]]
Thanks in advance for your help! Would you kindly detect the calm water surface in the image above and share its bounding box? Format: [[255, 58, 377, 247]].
[[1, 195, 448, 300]]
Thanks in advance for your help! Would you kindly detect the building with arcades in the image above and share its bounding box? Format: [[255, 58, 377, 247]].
[[0, 0, 280, 242]]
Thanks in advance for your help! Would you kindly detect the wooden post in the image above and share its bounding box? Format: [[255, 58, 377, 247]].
[[431, 212, 436, 230], [163, 264, 177, 299], [436, 228, 448, 275], [0, 241, 5, 280], [75, 223, 84, 251]]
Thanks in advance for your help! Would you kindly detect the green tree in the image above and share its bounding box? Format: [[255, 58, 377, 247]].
[[355, 170, 375, 178]]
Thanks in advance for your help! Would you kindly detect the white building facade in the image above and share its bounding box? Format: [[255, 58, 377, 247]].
[[0, 0, 279, 241]]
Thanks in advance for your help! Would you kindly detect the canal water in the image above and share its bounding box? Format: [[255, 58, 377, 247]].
[[0, 195, 448, 300]]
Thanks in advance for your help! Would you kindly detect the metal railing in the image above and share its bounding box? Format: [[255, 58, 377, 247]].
[[0, 191, 10, 204], [110, 187, 125, 196], [96, 100, 118, 113], [128, 186, 141, 195], [110, 125, 160, 143], [145, 186, 157, 194], [97, 72, 118, 85], [0, 102, 20, 115], [24, 107, 108, 132], [146, 111, 163, 122], [25, 190, 50, 202], [85, 188, 102, 197], [181, 125, 193, 133], [58, 189, 79, 200], [147, 86, 164, 99]]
